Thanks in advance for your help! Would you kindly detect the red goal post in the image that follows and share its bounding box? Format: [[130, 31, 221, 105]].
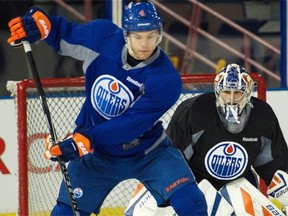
[[9, 73, 266, 216]]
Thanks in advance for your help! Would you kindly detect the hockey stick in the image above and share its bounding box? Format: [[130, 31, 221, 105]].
[[21, 41, 80, 216]]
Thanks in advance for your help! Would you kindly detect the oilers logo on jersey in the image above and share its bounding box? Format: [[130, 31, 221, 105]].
[[73, 187, 83, 198], [91, 75, 134, 119], [205, 141, 248, 180]]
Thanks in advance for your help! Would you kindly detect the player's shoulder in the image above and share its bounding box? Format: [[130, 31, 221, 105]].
[[86, 19, 122, 35], [251, 97, 274, 112], [88, 19, 118, 28], [182, 92, 215, 108], [154, 49, 179, 74], [250, 97, 279, 123], [196, 92, 215, 103], [143, 58, 182, 107], [147, 51, 182, 87], [175, 92, 215, 115]]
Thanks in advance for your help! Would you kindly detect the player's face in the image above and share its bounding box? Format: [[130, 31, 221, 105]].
[[220, 90, 244, 105], [127, 30, 159, 60]]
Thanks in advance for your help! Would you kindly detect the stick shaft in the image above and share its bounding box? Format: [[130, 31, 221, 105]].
[[22, 41, 80, 216]]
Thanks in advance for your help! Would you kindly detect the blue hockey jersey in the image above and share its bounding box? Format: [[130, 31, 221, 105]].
[[45, 17, 182, 157]]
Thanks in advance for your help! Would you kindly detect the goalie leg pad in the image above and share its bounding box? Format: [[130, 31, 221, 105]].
[[219, 178, 286, 216], [198, 179, 234, 216], [170, 182, 208, 216], [51, 201, 90, 216]]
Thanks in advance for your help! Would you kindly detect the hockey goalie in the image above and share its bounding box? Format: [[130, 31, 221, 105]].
[[125, 170, 288, 215], [125, 64, 288, 215]]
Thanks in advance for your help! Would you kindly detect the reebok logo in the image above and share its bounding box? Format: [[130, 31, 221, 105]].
[[242, 137, 258, 142], [126, 76, 142, 88]]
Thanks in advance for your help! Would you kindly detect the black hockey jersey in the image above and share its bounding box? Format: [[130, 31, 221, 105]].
[[166, 92, 288, 189]]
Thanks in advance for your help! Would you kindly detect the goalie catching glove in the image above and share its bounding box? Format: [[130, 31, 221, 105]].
[[267, 170, 288, 214], [7, 6, 51, 46], [44, 133, 93, 162]]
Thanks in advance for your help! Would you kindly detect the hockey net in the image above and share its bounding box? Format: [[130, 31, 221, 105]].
[[8, 74, 266, 216]]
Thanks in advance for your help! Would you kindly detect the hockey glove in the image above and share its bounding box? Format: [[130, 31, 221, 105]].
[[44, 133, 93, 162], [267, 170, 288, 214], [7, 6, 51, 46]]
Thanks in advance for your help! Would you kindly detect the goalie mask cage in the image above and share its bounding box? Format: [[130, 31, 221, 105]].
[[11, 73, 266, 216]]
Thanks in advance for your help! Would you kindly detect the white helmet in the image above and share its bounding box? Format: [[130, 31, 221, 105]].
[[214, 63, 254, 133]]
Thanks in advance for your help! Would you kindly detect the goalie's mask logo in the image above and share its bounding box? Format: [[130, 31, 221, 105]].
[[214, 63, 254, 133], [205, 141, 248, 180]]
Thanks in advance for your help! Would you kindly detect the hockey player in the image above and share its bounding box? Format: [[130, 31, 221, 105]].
[[168, 63, 288, 190], [7, 1, 208, 215], [125, 63, 288, 215]]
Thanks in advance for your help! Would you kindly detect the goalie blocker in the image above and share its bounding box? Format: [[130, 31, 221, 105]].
[[125, 170, 288, 216]]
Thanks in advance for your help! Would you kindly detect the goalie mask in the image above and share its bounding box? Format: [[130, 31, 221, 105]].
[[214, 64, 254, 133]]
